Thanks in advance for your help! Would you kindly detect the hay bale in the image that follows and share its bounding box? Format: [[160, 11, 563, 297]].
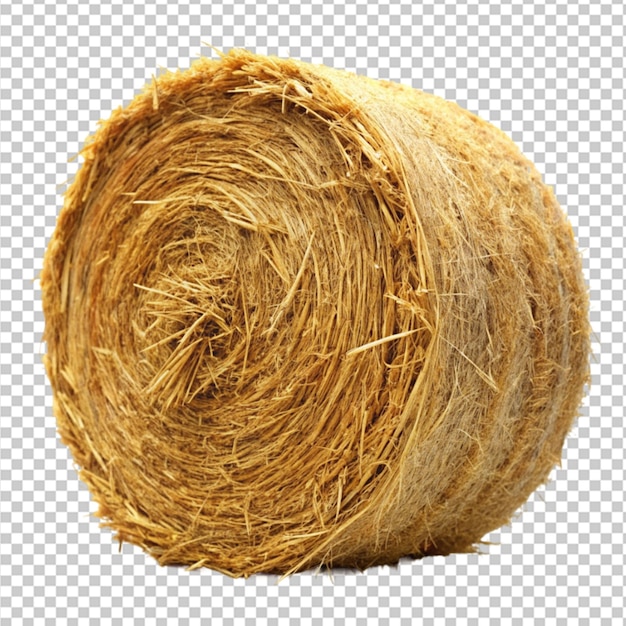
[[41, 49, 590, 577]]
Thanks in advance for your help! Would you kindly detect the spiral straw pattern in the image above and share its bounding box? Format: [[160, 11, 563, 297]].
[[41, 50, 590, 576]]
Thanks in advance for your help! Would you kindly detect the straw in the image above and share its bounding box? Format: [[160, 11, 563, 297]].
[[41, 49, 590, 577]]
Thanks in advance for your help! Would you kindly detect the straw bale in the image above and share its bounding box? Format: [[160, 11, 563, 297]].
[[41, 49, 590, 577]]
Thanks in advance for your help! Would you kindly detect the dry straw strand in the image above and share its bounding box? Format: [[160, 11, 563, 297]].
[[41, 49, 590, 577]]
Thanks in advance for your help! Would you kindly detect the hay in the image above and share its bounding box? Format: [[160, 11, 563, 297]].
[[41, 49, 590, 577]]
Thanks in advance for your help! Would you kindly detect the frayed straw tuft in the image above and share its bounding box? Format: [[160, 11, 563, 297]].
[[41, 50, 590, 577]]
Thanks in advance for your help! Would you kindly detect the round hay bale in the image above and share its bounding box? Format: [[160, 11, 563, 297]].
[[41, 49, 590, 577]]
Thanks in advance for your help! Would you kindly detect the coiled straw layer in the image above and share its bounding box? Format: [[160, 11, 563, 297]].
[[42, 50, 590, 577]]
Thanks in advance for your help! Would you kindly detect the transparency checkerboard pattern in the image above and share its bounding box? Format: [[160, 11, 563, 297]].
[[1, 0, 624, 624]]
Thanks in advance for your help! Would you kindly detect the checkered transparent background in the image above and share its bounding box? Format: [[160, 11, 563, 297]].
[[1, 0, 624, 624]]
